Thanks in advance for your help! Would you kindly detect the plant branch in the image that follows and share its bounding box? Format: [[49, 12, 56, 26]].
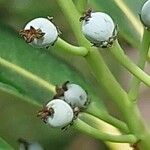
[[56, 0, 150, 149], [128, 29, 150, 101], [86, 102, 129, 133], [85, 48, 150, 149], [56, 0, 89, 46], [108, 40, 150, 88], [54, 37, 88, 56], [86, 49, 130, 112], [73, 118, 137, 143]]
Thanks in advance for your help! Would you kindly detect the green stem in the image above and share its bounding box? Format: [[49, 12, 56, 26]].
[[54, 37, 88, 56], [56, 0, 150, 149], [147, 47, 150, 60], [73, 119, 137, 143], [56, 0, 89, 46], [74, 0, 88, 13], [109, 40, 150, 88], [128, 29, 150, 101], [56, 0, 131, 112], [86, 102, 129, 133], [121, 103, 150, 150], [85, 49, 150, 149], [86, 49, 130, 111]]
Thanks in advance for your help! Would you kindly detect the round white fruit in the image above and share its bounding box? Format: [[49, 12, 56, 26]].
[[46, 99, 74, 128], [24, 17, 58, 48], [64, 83, 88, 108], [82, 12, 116, 47], [141, 0, 150, 28]]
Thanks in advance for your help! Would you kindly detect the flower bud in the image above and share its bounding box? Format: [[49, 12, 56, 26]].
[[81, 10, 117, 48], [141, 0, 150, 28], [20, 17, 58, 48]]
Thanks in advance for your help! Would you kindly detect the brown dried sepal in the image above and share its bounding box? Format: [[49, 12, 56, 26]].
[[79, 8, 92, 22], [37, 106, 54, 123], [130, 140, 141, 150], [53, 81, 69, 99], [19, 26, 45, 43]]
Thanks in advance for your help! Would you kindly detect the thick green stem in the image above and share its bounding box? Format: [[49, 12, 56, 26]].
[[86, 49, 130, 111], [74, 0, 88, 13], [73, 119, 137, 143], [86, 101, 129, 133], [56, 0, 150, 149], [56, 0, 89, 46], [109, 40, 150, 88], [85, 49, 150, 149], [121, 104, 150, 149], [128, 29, 150, 101], [54, 37, 88, 56]]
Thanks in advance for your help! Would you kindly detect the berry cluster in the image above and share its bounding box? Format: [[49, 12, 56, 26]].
[[20, 0, 150, 49], [37, 81, 88, 130], [19, 11, 117, 49], [19, 0, 150, 131]]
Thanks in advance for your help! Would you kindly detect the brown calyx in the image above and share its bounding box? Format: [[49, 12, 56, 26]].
[[79, 8, 92, 22], [37, 106, 54, 123], [19, 26, 45, 43], [53, 81, 69, 99]]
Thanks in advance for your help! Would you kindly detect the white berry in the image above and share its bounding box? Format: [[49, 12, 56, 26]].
[[19, 139, 43, 150], [20, 17, 58, 48], [64, 83, 88, 108], [81, 12, 117, 48], [46, 99, 74, 128], [20, 142, 43, 150], [141, 0, 150, 28]]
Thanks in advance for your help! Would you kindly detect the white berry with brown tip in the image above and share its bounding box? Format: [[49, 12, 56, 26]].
[[46, 99, 74, 128], [81, 11, 117, 48], [20, 17, 58, 48]]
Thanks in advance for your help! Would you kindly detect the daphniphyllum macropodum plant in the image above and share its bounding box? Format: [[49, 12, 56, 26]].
[[1, 0, 150, 150], [14, 0, 150, 149]]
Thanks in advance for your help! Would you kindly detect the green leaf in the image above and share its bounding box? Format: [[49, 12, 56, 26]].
[[0, 86, 75, 149], [90, 0, 145, 48], [0, 24, 106, 108], [0, 0, 57, 20], [0, 137, 14, 150], [0, 21, 107, 149]]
